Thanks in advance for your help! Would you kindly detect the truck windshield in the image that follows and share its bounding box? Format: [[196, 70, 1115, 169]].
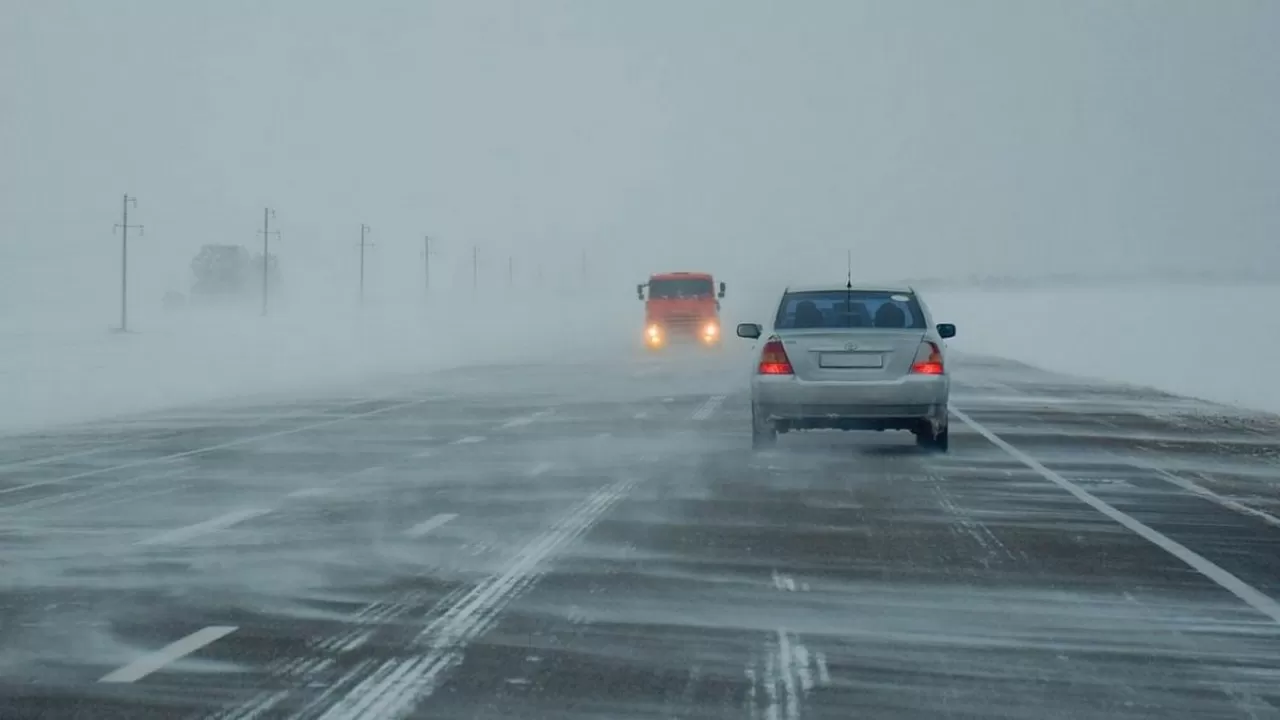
[[649, 278, 713, 299]]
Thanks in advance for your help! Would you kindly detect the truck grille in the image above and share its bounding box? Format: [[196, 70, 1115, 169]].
[[662, 314, 704, 329]]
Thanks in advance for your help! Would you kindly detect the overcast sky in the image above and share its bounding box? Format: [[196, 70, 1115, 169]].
[[2, 0, 1278, 313]]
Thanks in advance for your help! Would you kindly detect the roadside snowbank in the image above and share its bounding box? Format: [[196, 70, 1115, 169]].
[[931, 284, 1280, 415]]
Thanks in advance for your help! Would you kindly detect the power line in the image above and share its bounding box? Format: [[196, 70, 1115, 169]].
[[112, 194, 143, 332]]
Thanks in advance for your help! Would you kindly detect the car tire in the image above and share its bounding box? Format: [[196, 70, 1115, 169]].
[[751, 406, 777, 449], [914, 421, 933, 448], [914, 420, 949, 453]]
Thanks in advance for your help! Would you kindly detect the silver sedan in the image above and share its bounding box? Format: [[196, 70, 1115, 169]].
[[736, 284, 956, 451]]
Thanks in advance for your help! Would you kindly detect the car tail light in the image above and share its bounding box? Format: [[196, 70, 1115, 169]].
[[758, 337, 793, 375], [910, 341, 944, 375]]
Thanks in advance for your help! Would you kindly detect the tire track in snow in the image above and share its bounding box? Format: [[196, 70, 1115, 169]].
[[745, 571, 829, 719], [692, 395, 726, 421], [214, 477, 636, 720]]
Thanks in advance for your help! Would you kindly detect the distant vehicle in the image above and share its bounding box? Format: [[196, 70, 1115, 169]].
[[736, 283, 957, 451], [636, 272, 726, 349], [190, 244, 280, 301]]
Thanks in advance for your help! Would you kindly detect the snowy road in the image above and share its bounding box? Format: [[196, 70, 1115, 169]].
[[3, 352, 1280, 719]]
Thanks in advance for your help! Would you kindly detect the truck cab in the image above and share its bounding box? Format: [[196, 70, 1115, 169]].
[[636, 272, 726, 348]]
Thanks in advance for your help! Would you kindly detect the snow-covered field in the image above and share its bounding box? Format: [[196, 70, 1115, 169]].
[[931, 284, 1280, 416], [1, 283, 1276, 434]]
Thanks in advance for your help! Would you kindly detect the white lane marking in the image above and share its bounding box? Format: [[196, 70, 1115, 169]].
[[0, 397, 434, 497], [692, 395, 726, 421], [499, 410, 554, 429], [99, 626, 237, 683], [1131, 458, 1280, 530], [405, 513, 458, 539], [288, 488, 333, 499], [528, 462, 554, 477], [952, 407, 1280, 625], [633, 411, 649, 420], [136, 508, 270, 547], [412, 449, 434, 459], [451, 436, 485, 445], [315, 478, 635, 720]]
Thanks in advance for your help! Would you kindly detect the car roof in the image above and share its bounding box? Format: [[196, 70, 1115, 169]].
[[782, 282, 917, 295]]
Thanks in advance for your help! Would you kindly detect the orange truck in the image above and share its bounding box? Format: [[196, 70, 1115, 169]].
[[636, 271, 726, 348]]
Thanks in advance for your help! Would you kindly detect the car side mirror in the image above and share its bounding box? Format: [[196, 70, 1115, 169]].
[[636, 284, 645, 300], [937, 323, 956, 339], [736, 323, 761, 339], [718, 281, 726, 299]]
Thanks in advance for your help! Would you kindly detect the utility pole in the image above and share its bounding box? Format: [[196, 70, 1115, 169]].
[[359, 224, 372, 304], [423, 235, 432, 293], [112, 194, 143, 332], [259, 208, 280, 316]]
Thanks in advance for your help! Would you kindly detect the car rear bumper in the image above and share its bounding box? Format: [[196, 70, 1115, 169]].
[[752, 374, 948, 425]]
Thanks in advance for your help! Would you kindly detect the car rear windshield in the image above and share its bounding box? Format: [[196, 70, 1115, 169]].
[[649, 278, 713, 299], [774, 290, 927, 329]]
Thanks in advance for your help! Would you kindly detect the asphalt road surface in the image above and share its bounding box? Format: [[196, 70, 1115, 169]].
[[3, 349, 1280, 719]]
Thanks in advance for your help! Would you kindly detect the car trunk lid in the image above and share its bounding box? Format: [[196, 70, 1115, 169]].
[[777, 329, 926, 382]]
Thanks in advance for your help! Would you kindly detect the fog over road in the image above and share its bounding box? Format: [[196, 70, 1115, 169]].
[[3, 351, 1280, 719]]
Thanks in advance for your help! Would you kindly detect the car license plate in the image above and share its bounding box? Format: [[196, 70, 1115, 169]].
[[819, 352, 882, 369]]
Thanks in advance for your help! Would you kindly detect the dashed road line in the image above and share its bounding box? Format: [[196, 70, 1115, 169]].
[[528, 462, 554, 477], [953, 407, 1280, 625], [0, 396, 387, 476], [406, 513, 458, 538], [499, 410, 555, 429], [287, 488, 334, 499], [451, 436, 486, 445], [99, 626, 237, 683], [136, 508, 270, 547]]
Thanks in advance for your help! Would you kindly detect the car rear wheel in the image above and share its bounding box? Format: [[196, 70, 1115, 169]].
[[915, 420, 949, 453], [934, 424, 949, 453], [751, 406, 777, 449]]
